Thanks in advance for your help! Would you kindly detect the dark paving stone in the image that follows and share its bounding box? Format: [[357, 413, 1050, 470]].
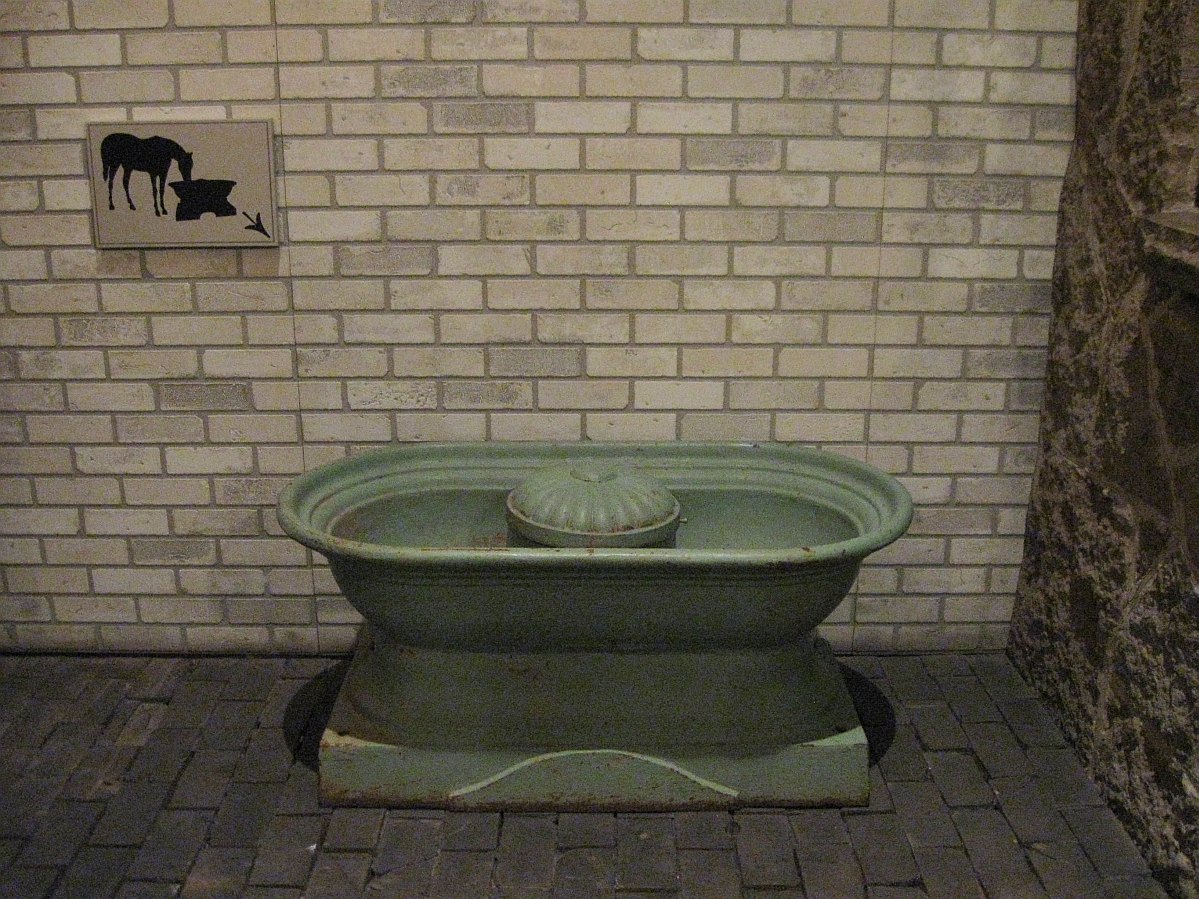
[[236, 728, 294, 783], [877, 724, 928, 782], [127, 659, 183, 703], [889, 781, 960, 848], [248, 844, 317, 888], [429, 850, 495, 899], [674, 811, 734, 849], [905, 702, 969, 751], [868, 887, 929, 899], [878, 657, 942, 703], [796, 840, 865, 898], [961, 721, 1031, 778], [921, 655, 974, 678], [0, 775, 65, 837], [861, 765, 895, 813], [441, 811, 501, 851], [182, 847, 256, 899], [160, 681, 223, 729], [201, 701, 263, 751], [90, 780, 174, 846], [259, 680, 309, 730], [370, 814, 441, 893], [925, 752, 993, 808], [126, 727, 199, 784], [0, 837, 21, 871], [52, 845, 135, 899], [789, 807, 851, 845], [953, 807, 1048, 898], [1026, 840, 1105, 899], [970, 655, 1035, 701], [496, 814, 556, 891], [677, 849, 739, 899], [1100, 874, 1173, 898], [935, 676, 1003, 723], [210, 781, 284, 848], [169, 749, 241, 809], [614, 815, 676, 891], [222, 659, 286, 702], [18, 800, 104, 867], [323, 809, 381, 852], [996, 698, 1068, 748], [990, 776, 1074, 844], [556, 813, 615, 849], [552, 847, 614, 899], [913, 846, 985, 899], [275, 765, 321, 816], [62, 742, 139, 802], [129, 809, 212, 881], [1061, 804, 1153, 877], [0, 864, 60, 899], [304, 852, 372, 899], [1026, 747, 1106, 807], [846, 813, 920, 886], [734, 812, 801, 887]]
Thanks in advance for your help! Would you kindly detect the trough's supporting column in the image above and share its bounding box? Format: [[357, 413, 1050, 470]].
[[318, 634, 868, 810]]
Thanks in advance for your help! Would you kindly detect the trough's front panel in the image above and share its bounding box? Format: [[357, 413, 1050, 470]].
[[0, 0, 1075, 653]]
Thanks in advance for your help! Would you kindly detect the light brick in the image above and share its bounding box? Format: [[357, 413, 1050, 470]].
[[432, 26, 529, 59], [279, 66, 375, 99], [895, 0, 988, 27], [227, 28, 322, 63], [688, 65, 784, 98], [28, 33, 120, 66], [776, 412, 866, 442], [636, 102, 733, 134], [485, 137, 581, 169], [537, 173, 630, 204], [383, 64, 478, 97], [0, 1, 70, 30], [387, 138, 480, 170], [739, 103, 834, 135], [437, 173, 531, 204], [875, 348, 963, 378], [635, 245, 727, 275], [988, 72, 1075, 105], [733, 246, 825, 276], [485, 0, 579, 21], [928, 248, 1020, 280], [74, 0, 169, 27], [984, 144, 1072, 177], [534, 25, 630, 59], [587, 209, 678, 241], [791, 65, 886, 100], [538, 245, 630, 274], [334, 102, 427, 134], [634, 380, 723, 409], [638, 27, 734, 60], [482, 63, 580, 96], [995, 0, 1079, 32], [380, 0, 474, 23], [288, 210, 382, 242], [537, 101, 631, 133], [585, 0, 683, 22], [636, 174, 729, 205], [440, 245, 533, 275], [777, 347, 869, 377]]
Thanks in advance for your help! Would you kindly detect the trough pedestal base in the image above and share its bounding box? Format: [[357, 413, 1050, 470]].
[[319, 633, 868, 810]]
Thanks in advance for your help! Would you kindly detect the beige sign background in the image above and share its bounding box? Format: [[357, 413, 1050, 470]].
[[87, 120, 277, 248]]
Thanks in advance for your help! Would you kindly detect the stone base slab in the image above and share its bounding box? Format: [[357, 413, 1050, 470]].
[[319, 634, 868, 810]]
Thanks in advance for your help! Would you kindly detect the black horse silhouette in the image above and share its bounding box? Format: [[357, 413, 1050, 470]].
[[100, 133, 194, 217]]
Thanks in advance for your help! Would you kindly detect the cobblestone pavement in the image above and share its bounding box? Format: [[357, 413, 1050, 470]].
[[0, 652, 1170, 898]]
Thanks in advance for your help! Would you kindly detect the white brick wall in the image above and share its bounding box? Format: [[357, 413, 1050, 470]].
[[0, 0, 1077, 654]]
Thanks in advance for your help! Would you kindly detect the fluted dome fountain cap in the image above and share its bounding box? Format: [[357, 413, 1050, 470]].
[[506, 460, 680, 548]]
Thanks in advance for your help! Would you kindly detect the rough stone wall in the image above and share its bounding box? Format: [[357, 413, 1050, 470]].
[[1, 0, 1078, 654], [1009, 0, 1199, 895]]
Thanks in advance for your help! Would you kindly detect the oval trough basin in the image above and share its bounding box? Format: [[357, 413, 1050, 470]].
[[277, 442, 913, 653]]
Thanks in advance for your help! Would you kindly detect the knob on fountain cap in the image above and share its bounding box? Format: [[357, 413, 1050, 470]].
[[506, 461, 680, 548]]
